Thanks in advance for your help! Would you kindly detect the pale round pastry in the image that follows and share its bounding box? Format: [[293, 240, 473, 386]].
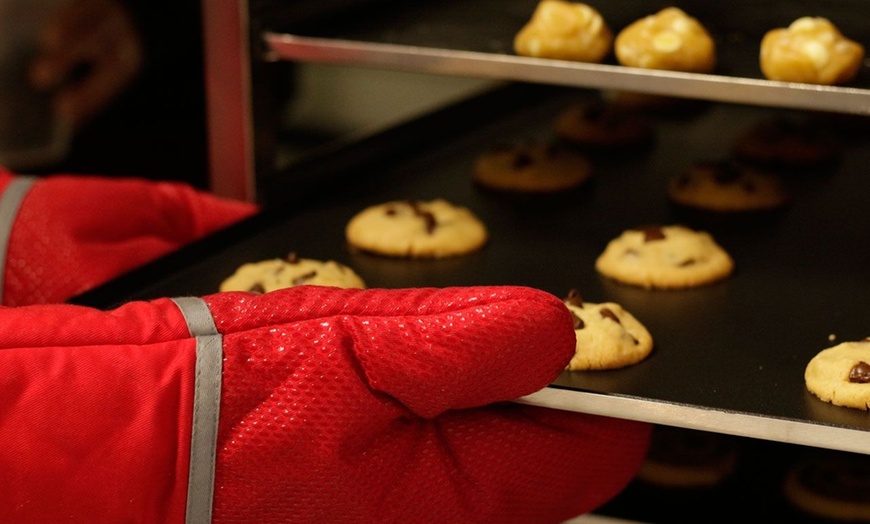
[[220, 252, 366, 292], [514, 0, 613, 63], [760, 17, 864, 85], [595, 225, 734, 289], [563, 289, 653, 370], [805, 339, 870, 410], [554, 100, 654, 149], [345, 199, 488, 258], [668, 160, 789, 213], [783, 451, 870, 522], [472, 141, 593, 193], [615, 7, 716, 73]]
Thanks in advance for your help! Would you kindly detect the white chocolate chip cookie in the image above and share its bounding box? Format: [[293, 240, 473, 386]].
[[220, 252, 366, 292], [563, 289, 653, 370], [345, 199, 488, 258], [760, 17, 864, 85], [615, 7, 716, 73], [805, 339, 870, 410], [514, 0, 613, 63], [595, 225, 734, 289]]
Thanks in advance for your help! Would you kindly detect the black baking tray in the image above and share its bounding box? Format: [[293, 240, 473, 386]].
[[73, 83, 870, 452]]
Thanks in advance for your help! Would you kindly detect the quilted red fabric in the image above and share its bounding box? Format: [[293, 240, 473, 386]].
[[207, 286, 651, 523], [0, 284, 649, 523], [0, 170, 257, 306]]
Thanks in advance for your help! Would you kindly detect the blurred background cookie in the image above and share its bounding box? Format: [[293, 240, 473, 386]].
[[783, 450, 870, 522], [473, 140, 593, 193], [554, 99, 654, 151], [668, 159, 790, 213], [638, 426, 739, 489], [732, 116, 842, 171], [514, 0, 612, 62]]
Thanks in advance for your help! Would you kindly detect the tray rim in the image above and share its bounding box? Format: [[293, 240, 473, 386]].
[[264, 32, 870, 115]]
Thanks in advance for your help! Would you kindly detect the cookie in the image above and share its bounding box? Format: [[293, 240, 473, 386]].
[[668, 160, 790, 213], [805, 339, 870, 410], [732, 117, 841, 170], [637, 426, 738, 489], [554, 100, 654, 150], [563, 289, 653, 370], [760, 17, 864, 85], [783, 451, 870, 521], [614, 7, 716, 73], [472, 141, 593, 193], [514, 0, 613, 63], [220, 252, 366, 292], [595, 225, 734, 289], [345, 199, 488, 258]]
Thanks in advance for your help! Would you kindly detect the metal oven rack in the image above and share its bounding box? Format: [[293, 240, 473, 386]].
[[169, 0, 870, 521]]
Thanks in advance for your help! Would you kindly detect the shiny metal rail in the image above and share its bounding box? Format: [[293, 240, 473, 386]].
[[264, 33, 870, 115]]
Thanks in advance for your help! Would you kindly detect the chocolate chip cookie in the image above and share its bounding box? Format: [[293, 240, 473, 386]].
[[668, 160, 790, 213], [472, 141, 593, 193], [345, 199, 489, 258], [563, 289, 654, 370], [554, 100, 654, 150], [805, 338, 870, 410], [595, 225, 734, 289], [220, 252, 366, 292]]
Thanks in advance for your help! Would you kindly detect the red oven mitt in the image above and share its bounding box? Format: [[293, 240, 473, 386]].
[[0, 285, 651, 524], [0, 169, 257, 306]]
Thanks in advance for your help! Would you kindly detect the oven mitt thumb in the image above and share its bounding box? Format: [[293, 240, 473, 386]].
[[0, 285, 651, 524], [0, 169, 257, 306]]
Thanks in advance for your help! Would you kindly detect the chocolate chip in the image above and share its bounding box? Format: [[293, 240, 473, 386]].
[[710, 160, 741, 184], [405, 200, 438, 234], [512, 152, 534, 170], [286, 252, 300, 264], [674, 173, 692, 189], [571, 311, 585, 330], [582, 102, 606, 121], [248, 283, 266, 294], [544, 144, 563, 158], [849, 361, 870, 384], [678, 258, 697, 267], [636, 225, 665, 242], [600, 308, 621, 324], [385, 206, 397, 216], [565, 289, 584, 308], [292, 271, 317, 285]]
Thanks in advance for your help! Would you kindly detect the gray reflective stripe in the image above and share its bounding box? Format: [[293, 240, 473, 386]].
[[0, 176, 36, 304], [172, 296, 222, 524]]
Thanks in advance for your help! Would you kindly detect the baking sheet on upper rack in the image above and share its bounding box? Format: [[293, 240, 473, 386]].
[[73, 84, 870, 453], [261, 0, 870, 114]]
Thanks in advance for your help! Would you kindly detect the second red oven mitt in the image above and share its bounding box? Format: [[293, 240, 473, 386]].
[[0, 285, 651, 523], [0, 169, 257, 306]]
